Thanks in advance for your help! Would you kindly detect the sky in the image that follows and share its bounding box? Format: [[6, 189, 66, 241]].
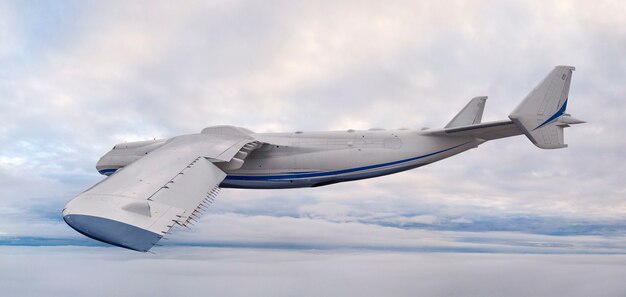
[[1, 0, 626, 296]]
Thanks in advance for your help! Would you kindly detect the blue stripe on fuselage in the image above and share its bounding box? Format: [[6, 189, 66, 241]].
[[224, 141, 471, 181]]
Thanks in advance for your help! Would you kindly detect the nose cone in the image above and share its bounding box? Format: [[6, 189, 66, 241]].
[[63, 202, 161, 252]]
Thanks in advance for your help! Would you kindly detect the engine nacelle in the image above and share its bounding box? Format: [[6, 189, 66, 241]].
[[96, 139, 167, 175]]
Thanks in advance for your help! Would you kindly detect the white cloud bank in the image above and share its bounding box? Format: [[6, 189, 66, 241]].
[[1, 246, 626, 297]]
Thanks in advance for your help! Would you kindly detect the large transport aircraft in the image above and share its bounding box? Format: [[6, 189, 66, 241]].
[[63, 66, 584, 252]]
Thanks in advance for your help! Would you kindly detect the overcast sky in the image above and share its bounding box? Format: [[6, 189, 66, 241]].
[[1, 0, 626, 296]]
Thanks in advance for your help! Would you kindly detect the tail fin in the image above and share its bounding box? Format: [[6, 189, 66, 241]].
[[445, 96, 487, 128], [509, 66, 585, 149]]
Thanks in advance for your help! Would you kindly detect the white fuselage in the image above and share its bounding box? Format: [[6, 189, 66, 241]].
[[221, 130, 482, 188], [97, 129, 484, 189]]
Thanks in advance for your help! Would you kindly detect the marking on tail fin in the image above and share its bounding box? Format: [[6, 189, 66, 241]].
[[532, 99, 568, 131]]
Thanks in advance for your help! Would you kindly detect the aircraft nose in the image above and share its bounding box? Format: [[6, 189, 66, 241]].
[[62, 199, 161, 252]]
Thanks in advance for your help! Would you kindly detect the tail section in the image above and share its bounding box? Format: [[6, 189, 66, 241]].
[[425, 66, 583, 146], [445, 96, 487, 128], [509, 66, 584, 149], [428, 96, 521, 141]]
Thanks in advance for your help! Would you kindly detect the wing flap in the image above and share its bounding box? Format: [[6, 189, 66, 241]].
[[149, 156, 225, 226]]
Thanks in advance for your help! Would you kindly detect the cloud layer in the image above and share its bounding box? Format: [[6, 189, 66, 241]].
[[2, 246, 626, 297]]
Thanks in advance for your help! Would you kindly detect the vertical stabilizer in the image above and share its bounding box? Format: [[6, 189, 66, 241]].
[[509, 66, 584, 149], [445, 96, 487, 128]]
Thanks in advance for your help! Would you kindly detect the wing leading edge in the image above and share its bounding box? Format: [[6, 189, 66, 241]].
[[63, 132, 256, 252]]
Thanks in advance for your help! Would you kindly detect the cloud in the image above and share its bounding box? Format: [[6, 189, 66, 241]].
[[2, 246, 626, 297]]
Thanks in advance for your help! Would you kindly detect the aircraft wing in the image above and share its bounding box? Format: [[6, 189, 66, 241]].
[[63, 132, 258, 252]]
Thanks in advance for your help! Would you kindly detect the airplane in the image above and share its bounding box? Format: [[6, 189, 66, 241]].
[[63, 65, 585, 252]]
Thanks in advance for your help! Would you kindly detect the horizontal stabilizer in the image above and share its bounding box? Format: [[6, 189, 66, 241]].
[[425, 120, 522, 141]]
